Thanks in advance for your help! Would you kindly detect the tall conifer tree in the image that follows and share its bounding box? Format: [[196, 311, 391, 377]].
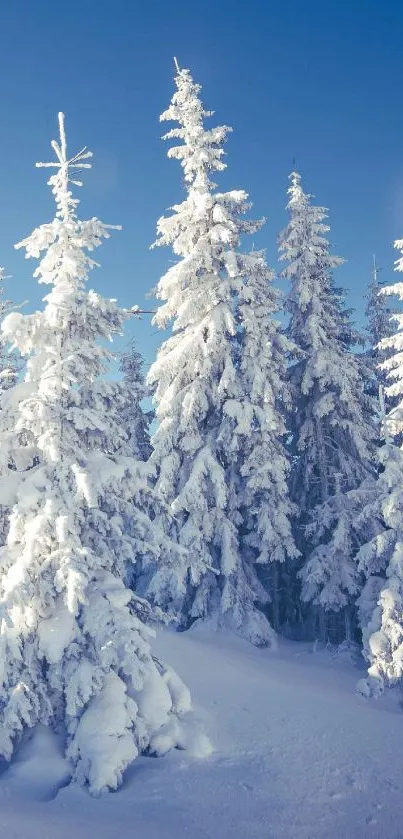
[[279, 172, 375, 640], [365, 256, 395, 396], [356, 237, 403, 694], [0, 114, 190, 794], [146, 66, 295, 645]]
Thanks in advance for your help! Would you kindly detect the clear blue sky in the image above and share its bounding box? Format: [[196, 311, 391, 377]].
[[0, 0, 402, 370]]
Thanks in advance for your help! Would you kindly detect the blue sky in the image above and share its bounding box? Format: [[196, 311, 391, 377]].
[[0, 0, 402, 371]]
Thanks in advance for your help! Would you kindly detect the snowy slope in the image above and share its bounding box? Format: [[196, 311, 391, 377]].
[[0, 626, 403, 839]]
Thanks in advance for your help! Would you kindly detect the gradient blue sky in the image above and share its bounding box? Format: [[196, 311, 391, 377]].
[[0, 0, 402, 370]]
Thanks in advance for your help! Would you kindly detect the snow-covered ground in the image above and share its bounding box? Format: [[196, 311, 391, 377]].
[[1, 625, 403, 839]]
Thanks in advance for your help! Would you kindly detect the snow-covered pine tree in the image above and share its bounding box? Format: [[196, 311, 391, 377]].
[[116, 341, 173, 596], [146, 65, 296, 646], [355, 238, 403, 696], [0, 114, 191, 794], [119, 340, 152, 462], [279, 171, 375, 641], [0, 268, 19, 394], [365, 255, 395, 403], [0, 268, 23, 545], [236, 251, 299, 633]]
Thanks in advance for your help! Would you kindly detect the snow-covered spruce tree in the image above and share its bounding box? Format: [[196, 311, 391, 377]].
[[0, 268, 19, 394], [365, 255, 396, 404], [0, 114, 191, 795], [119, 340, 152, 462], [146, 66, 296, 646], [116, 341, 172, 596], [279, 171, 376, 641], [0, 268, 23, 546], [236, 251, 299, 633], [355, 239, 403, 696]]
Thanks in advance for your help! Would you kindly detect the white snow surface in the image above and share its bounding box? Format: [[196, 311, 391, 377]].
[[0, 625, 403, 838]]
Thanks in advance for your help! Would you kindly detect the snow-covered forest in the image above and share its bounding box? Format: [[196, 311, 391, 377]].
[[1, 55, 403, 835]]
